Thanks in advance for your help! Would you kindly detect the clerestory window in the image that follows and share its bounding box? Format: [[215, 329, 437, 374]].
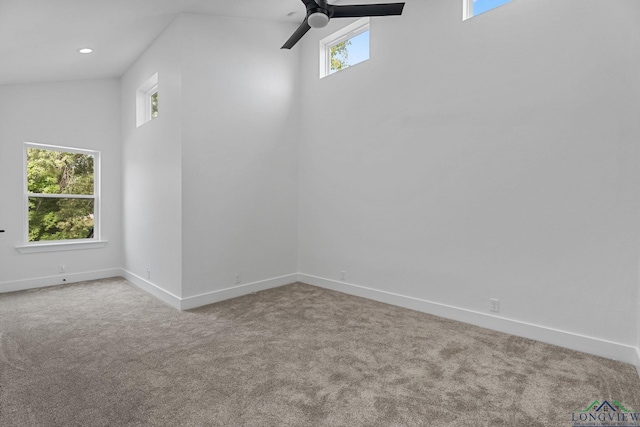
[[320, 17, 370, 78], [463, 0, 512, 20]]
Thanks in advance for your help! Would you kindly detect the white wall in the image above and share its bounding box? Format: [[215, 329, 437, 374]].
[[298, 0, 640, 359], [121, 19, 183, 299], [0, 79, 122, 291], [180, 14, 300, 299], [120, 14, 299, 304]]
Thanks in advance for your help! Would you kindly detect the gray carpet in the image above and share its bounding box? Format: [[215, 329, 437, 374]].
[[1, 278, 639, 426]]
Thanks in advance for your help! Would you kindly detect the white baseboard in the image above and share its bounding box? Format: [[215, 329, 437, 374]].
[[4, 268, 636, 369], [0, 268, 123, 294], [1, 268, 297, 312], [298, 274, 638, 366], [120, 269, 182, 310], [122, 271, 298, 310], [180, 274, 298, 310]]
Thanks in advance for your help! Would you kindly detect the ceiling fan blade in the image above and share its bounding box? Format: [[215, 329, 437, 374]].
[[281, 20, 312, 49], [330, 3, 405, 18]]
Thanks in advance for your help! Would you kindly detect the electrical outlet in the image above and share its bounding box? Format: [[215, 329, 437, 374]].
[[490, 298, 500, 313], [235, 274, 241, 285], [146, 268, 151, 280], [340, 271, 346, 281], [58, 265, 65, 273]]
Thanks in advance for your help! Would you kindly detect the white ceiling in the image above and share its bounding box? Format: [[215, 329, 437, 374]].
[[0, 0, 306, 85]]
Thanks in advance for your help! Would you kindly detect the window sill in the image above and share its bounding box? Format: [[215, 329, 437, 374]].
[[16, 240, 107, 254]]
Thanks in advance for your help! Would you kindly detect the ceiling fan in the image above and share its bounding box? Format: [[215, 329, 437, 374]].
[[282, 0, 405, 49]]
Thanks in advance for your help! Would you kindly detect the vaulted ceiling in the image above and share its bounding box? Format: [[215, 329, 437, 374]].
[[0, 0, 307, 85]]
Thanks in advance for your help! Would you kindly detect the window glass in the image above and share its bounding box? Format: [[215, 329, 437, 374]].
[[151, 90, 159, 119], [28, 197, 95, 241], [329, 30, 370, 75]]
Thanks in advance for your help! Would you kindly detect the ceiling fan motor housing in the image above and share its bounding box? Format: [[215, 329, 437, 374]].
[[308, 10, 330, 28]]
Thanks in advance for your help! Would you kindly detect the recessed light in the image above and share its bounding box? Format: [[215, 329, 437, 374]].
[[78, 48, 93, 54]]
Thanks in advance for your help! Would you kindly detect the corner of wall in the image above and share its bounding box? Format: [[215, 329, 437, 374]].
[[120, 268, 182, 310], [120, 15, 184, 299], [122, 270, 298, 311]]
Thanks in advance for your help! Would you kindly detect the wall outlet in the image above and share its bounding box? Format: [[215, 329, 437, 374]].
[[58, 265, 65, 273], [146, 268, 151, 280], [235, 274, 241, 284], [490, 298, 500, 313], [340, 271, 346, 281]]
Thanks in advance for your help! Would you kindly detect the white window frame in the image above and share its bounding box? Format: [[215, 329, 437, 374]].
[[17, 142, 105, 253], [136, 72, 159, 127], [319, 17, 370, 79], [463, 0, 473, 20]]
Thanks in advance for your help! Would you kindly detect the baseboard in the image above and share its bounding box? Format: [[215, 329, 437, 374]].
[[0, 268, 122, 294], [298, 274, 638, 366], [1, 268, 297, 312], [120, 269, 182, 310], [180, 274, 298, 310], [5, 268, 637, 368], [121, 271, 297, 310]]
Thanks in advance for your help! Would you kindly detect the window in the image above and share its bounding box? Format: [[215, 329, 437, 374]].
[[24, 143, 99, 244], [463, 0, 512, 20], [320, 18, 370, 78], [136, 72, 159, 127]]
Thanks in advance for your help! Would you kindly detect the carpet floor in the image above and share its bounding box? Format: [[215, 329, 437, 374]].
[[1, 278, 639, 426]]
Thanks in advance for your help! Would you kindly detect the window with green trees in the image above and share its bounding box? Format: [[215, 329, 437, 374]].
[[25, 144, 99, 242]]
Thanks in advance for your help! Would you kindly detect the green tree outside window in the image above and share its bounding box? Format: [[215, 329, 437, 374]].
[[151, 91, 158, 119], [330, 40, 352, 72]]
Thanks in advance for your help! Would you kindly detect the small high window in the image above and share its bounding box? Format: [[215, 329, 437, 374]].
[[320, 18, 370, 78], [463, 0, 511, 20], [136, 73, 159, 127], [24, 143, 100, 243]]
